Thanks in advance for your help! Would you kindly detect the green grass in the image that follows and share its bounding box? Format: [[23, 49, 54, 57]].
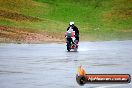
[[0, 0, 132, 41]]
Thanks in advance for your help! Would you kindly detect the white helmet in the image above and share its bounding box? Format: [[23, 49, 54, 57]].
[[69, 22, 74, 25]]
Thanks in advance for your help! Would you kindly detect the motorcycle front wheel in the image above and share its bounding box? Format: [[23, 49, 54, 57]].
[[67, 38, 72, 51], [67, 42, 71, 51]]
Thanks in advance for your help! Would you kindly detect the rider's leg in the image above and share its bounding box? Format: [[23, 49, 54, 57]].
[[75, 36, 79, 44]]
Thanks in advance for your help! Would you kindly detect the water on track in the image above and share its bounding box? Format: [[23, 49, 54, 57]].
[[0, 40, 132, 88]]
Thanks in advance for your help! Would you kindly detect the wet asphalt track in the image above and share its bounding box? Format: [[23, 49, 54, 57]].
[[0, 40, 132, 88]]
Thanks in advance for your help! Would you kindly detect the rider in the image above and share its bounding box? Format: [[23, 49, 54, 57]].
[[67, 22, 79, 43]]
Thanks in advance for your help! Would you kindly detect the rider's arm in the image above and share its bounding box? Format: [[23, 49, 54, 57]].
[[67, 27, 70, 31], [77, 28, 79, 35], [75, 26, 79, 35], [66, 27, 70, 37]]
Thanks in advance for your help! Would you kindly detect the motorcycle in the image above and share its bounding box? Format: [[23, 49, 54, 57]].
[[65, 31, 78, 52]]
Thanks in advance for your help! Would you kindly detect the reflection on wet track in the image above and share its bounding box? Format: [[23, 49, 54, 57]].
[[0, 40, 132, 88]]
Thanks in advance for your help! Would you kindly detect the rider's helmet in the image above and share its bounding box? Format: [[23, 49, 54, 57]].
[[69, 22, 74, 26]]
